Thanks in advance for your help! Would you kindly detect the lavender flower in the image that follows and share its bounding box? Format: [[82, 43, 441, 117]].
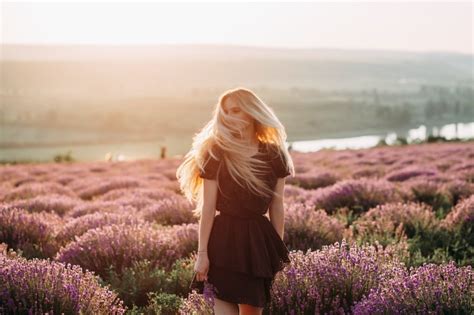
[[404, 177, 453, 210], [385, 166, 438, 182], [0, 252, 126, 314], [7, 193, 81, 216], [287, 169, 339, 189], [140, 195, 198, 225], [352, 261, 473, 314], [284, 202, 344, 251], [350, 202, 438, 246], [178, 286, 215, 314], [306, 178, 402, 215], [441, 179, 474, 205], [269, 239, 409, 314], [70, 176, 143, 200], [441, 194, 474, 231], [282, 185, 309, 204], [67, 201, 137, 218], [55, 222, 198, 279], [97, 187, 177, 202], [350, 167, 385, 180], [0, 182, 76, 202], [56, 212, 145, 246], [0, 206, 61, 258]]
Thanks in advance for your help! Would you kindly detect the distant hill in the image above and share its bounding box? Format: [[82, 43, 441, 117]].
[[1, 44, 472, 160], [1, 44, 472, 93]]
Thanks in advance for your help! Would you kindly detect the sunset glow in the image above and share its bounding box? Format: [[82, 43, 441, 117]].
[[2, 1, 472, 54]]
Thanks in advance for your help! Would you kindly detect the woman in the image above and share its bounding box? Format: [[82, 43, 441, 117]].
[[176, 87, 295, 315]]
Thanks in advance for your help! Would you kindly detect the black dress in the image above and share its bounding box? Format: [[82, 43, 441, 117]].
[[189, 140, 291, 308]]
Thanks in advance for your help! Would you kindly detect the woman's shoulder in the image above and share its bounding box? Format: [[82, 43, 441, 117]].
[[264, 142, 291, 178], [199, 144, 223, 179]]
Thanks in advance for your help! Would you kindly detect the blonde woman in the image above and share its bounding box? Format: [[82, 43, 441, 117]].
[[176, 87, 295, 315]]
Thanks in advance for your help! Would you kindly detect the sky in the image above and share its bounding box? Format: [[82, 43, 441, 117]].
[[1, 0, 473, 54]]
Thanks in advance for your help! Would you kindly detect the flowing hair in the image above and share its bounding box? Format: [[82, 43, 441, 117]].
[[176, 87, 295, 217]]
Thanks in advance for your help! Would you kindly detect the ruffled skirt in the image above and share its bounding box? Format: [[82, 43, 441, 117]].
[[189, 212, 291, 308]]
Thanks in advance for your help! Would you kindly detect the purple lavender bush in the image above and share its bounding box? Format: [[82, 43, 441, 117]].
[[7, 193, 81, 216], [460, 168, 474, 183], [0, 182, 76, 202], [306, 178, 402, 215], [441, 179, 474, 206], [67, 200, 136, 218], [352, 261, 473, 314], [283, 185, 309, 204], [56, 212, 145, 246], [349, 202, 438, 246], [347, 202, 452, 267], [100, 194, 157, 212], [178, 282, 218, 314], [55, 222, 198, 280], [0, 250, 126, 314], [384, 166, 438, 182], [439, 195, 474, 266], [0, 206, 61, 258], [167, 223, 199, 257], [350, 167, 385, 180], [268, 239, 409, 314], [140, 195, 198, 225], [71, 176, 143, 200], [284, 202, 344, 251], [97, 187, 177, 202], [404, 177, 453, 215], [441, 194, 474, 232], [286, 169, 339, 189], [451, 161, 474, 173]]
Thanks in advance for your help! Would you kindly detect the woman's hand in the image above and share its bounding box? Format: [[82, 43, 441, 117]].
[[194, 252, 210, 282]]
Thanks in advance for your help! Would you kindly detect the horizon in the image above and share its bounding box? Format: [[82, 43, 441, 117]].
[[3, 42, 473, 56], [2, 1, 472, 55]]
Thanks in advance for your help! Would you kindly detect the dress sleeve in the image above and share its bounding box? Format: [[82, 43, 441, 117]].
[[199, 148, 221, 180], [272, 146, 291, 178]]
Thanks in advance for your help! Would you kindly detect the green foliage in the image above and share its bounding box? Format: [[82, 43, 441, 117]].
[[106, 260, 168, 307], [444, 223, 474, 267], [145, 292, 184, 315], [333, 207, 359, 228], [104, 256, 195, 309], [395, 137, 408, 145], [124, 293, 184, 315], [53, 150, 75, 163], [410, 190, 452, 218], [406, 225, 473, 268]]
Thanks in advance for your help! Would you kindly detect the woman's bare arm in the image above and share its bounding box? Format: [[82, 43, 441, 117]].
[[269, 178, 286, 240], [198, 178, 218, 252]]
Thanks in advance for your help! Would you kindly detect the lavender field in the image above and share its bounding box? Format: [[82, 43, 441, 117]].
[[1, 141, 473, 314]]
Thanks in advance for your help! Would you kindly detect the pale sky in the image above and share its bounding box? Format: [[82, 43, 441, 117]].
[[1, 0, 473, 54]]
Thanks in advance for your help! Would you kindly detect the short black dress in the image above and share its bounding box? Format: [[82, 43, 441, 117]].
[[190, 140, 291, 308]]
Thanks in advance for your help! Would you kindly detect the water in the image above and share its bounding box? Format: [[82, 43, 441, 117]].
[[289, 122, 474, 153], [1, 122, 473, 162]]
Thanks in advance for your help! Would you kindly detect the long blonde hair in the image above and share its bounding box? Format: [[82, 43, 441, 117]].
[[176, 87, 295, 217]]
